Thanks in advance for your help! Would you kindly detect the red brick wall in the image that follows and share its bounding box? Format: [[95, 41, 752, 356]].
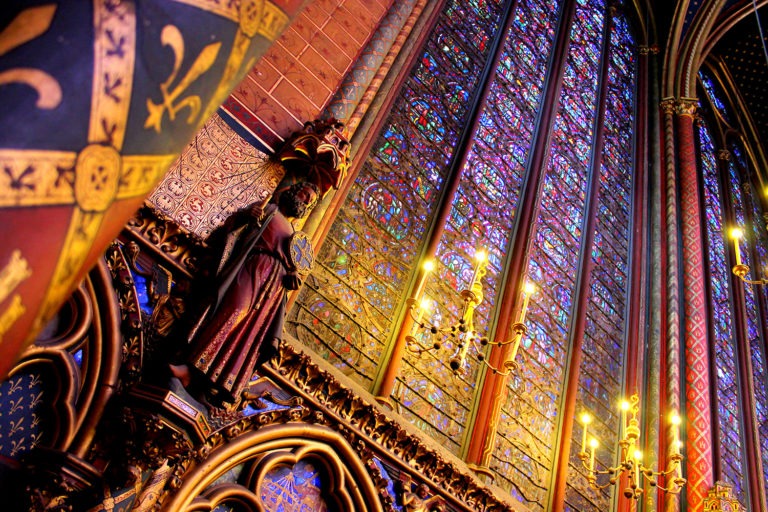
[[224, 0, 392, 149]]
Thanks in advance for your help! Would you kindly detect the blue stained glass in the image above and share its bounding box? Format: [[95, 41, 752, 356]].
[[361, 182, 411, 241], [260, 461, 328, 512], [699, 120, 747, 504], [471, 161, 507, 202], [438, 33, 471, 73], [408, 99, 446, 142], [445, 83, 470, 116], [699, 71, 732, 123], [377, 126, 405, 166], [294, 2, 637, 509]]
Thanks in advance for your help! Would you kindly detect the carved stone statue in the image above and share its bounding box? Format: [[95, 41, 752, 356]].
[[401, 483, 444, 512], [171, 181, 319, 406]]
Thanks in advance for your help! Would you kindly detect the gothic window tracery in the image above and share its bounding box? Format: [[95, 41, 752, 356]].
[[289, 1, 638, 508]]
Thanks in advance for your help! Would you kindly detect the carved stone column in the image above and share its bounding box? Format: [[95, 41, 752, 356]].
[[673, 97, 715, 509], [659, 97, 684, 512]]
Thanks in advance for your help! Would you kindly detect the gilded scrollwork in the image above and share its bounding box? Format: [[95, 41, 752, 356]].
[[703, 481, 743, 511], [126, 204, 206, 276], [105, 242, 144, 387], [264, 342, 515, 512]]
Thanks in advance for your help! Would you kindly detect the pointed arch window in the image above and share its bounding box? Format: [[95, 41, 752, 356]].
[[697, 68, 768, 510], [288, 1, 639, 508]]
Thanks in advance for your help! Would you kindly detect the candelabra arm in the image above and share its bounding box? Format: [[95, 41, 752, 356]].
[[733, 264, 768, 285], [479, 357, 516, 376], [655, 477, 687, 494]]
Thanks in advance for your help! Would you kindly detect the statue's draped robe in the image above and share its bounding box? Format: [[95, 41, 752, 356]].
[[190, 205, 295, 402]]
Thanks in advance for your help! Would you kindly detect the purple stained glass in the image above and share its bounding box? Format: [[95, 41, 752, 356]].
[[377, 126, 405, 166], [290, 0, 507, 446], [700, 71, 732, 123], [260, 461, 328, 512], [699, 119, 747, 504]]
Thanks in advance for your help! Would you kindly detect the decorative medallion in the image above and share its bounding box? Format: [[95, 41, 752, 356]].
[[288, 231, 314, 277]]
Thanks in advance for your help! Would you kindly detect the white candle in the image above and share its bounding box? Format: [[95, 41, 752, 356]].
[[470, 249, 487, 287], [580, 412, 591, 450], [518, 282, 535, 324], [732, 228, 743, 266], [589, 438, 598, 472], [413, 259, 435, 300], [620, 400, 630, 439], [634, 450, 642, 485], [670, 412, 681, 454]]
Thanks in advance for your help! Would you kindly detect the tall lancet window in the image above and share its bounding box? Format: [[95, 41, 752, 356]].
[[288, 1, 639, 508], [697, 69, 768, 510]]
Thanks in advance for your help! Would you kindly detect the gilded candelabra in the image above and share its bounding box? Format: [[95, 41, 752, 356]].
[[404, 251, 534, 375], [730, 228, 768, 285], [577, 394, 686, 499]]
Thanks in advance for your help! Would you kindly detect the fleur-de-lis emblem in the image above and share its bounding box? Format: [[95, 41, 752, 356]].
[[7, 377, 22, 395], [0, 5, 62, 109], [145, 25, 221, 133]]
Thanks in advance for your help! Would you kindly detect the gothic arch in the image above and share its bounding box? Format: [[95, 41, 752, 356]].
[[165, 423, 385, 512]]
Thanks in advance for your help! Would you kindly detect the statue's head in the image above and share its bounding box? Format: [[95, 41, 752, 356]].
[[278, 181, 320, 219]]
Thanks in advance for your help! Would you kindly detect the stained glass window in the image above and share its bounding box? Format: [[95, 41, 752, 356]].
[[288, 0, 508, 446], [696, 69, 768, 508], [698, 122, 746, 503], [260, 461, 328, 512], [289, 1, 638, 508], [565, 10, 635, 511]]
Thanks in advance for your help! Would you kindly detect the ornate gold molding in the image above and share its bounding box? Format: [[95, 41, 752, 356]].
[[703, 481, 743, 511], [125, 204, 206, 277], [105, 242, 144, 387], [638, 45, 659, 55], [675, 98, 699, 118], [717, 149, 731, 161], [660, 98, 676, 116], [659, 97, 699, 117], [263, 342, 515, 511]]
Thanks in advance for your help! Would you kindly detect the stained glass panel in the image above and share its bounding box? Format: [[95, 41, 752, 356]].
[[291, 0, 638, 499], [260, 461, 328, 512], [698, 123, 747, 503], [566, 12, 635, 509], [493, 0, 609, 509], [288, 0, 506, 419]]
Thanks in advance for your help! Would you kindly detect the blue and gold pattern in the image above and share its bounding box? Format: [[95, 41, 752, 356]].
[[0, 372, 44, 459], [0, 0, 300, 379], [288, 231, 314, 277]]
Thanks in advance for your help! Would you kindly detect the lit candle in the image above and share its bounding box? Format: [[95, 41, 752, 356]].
[[620, 399, 630, 438], [415, 298, 430, 324], [731, 228, 743, 266], [589, 437, 598, 472], [518, 281, 536, 324], [470, 249, 487, 287], [580, 412, 592, 450], [413, 259, 435, 301], [670, 411, 681, 455]]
